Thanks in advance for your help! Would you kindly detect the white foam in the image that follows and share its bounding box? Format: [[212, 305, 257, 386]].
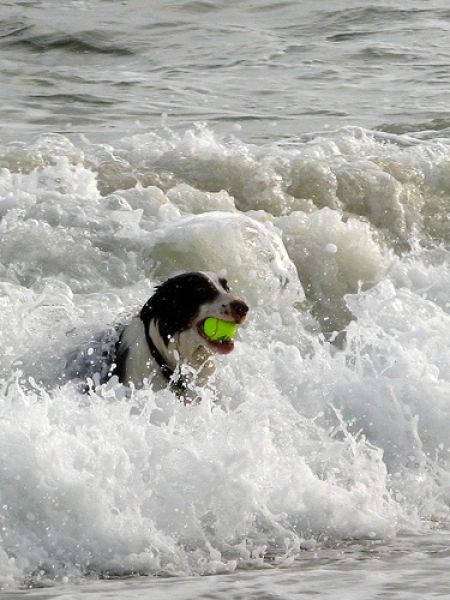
[[0, 126, 449, 587]]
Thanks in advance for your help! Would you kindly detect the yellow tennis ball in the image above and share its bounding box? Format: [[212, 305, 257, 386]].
[[203, 317, 238, 341]]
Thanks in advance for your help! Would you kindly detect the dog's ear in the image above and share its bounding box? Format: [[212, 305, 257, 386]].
[[140, 285, 194, 342], [140, 295, 155, 324], [140, 282, 176, 321], [140, 281, 174, 322]]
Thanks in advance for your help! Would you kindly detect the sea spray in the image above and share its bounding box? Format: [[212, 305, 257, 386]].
[[0, 126, 449, 586]]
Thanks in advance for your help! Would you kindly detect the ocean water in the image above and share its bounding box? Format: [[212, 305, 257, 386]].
[[1, 0, 450, 598]]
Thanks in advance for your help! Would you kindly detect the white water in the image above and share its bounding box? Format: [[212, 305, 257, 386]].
[[0, 125, 449, 595], [2, 0, 450, 595]]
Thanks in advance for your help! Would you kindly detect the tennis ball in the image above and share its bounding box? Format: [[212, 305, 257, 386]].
[[203, 317, 238, 342]]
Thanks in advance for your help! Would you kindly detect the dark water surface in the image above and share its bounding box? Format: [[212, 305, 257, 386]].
[[2, 0, 450, 142]]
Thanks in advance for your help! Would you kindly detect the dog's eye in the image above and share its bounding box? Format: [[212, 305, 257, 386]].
[[219, 278, 230, 292]]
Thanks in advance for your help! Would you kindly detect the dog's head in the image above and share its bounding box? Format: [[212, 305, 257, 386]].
[[141, 271, 249, 360]]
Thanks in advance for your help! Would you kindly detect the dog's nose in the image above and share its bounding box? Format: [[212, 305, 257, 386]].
[[230, 300, 249, 321]]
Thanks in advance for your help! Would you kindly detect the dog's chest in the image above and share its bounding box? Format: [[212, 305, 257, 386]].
[[120, 316, 155, 386]]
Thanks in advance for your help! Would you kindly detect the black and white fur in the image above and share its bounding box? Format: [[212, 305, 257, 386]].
[[113, 271, 249, 392]]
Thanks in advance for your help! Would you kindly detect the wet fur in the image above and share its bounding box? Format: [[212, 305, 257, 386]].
[[113, 271, 249, 393]]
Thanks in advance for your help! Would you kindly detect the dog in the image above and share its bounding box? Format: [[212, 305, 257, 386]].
[[111, 271, 249, 395]]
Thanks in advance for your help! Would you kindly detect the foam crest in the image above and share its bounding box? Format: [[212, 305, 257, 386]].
[[115, 125, 450, 245], [146, 211, 304, 320], [276, 208, 385, 331]]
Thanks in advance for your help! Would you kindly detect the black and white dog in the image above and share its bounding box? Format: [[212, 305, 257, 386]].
[[111, 271, 249, 393]]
